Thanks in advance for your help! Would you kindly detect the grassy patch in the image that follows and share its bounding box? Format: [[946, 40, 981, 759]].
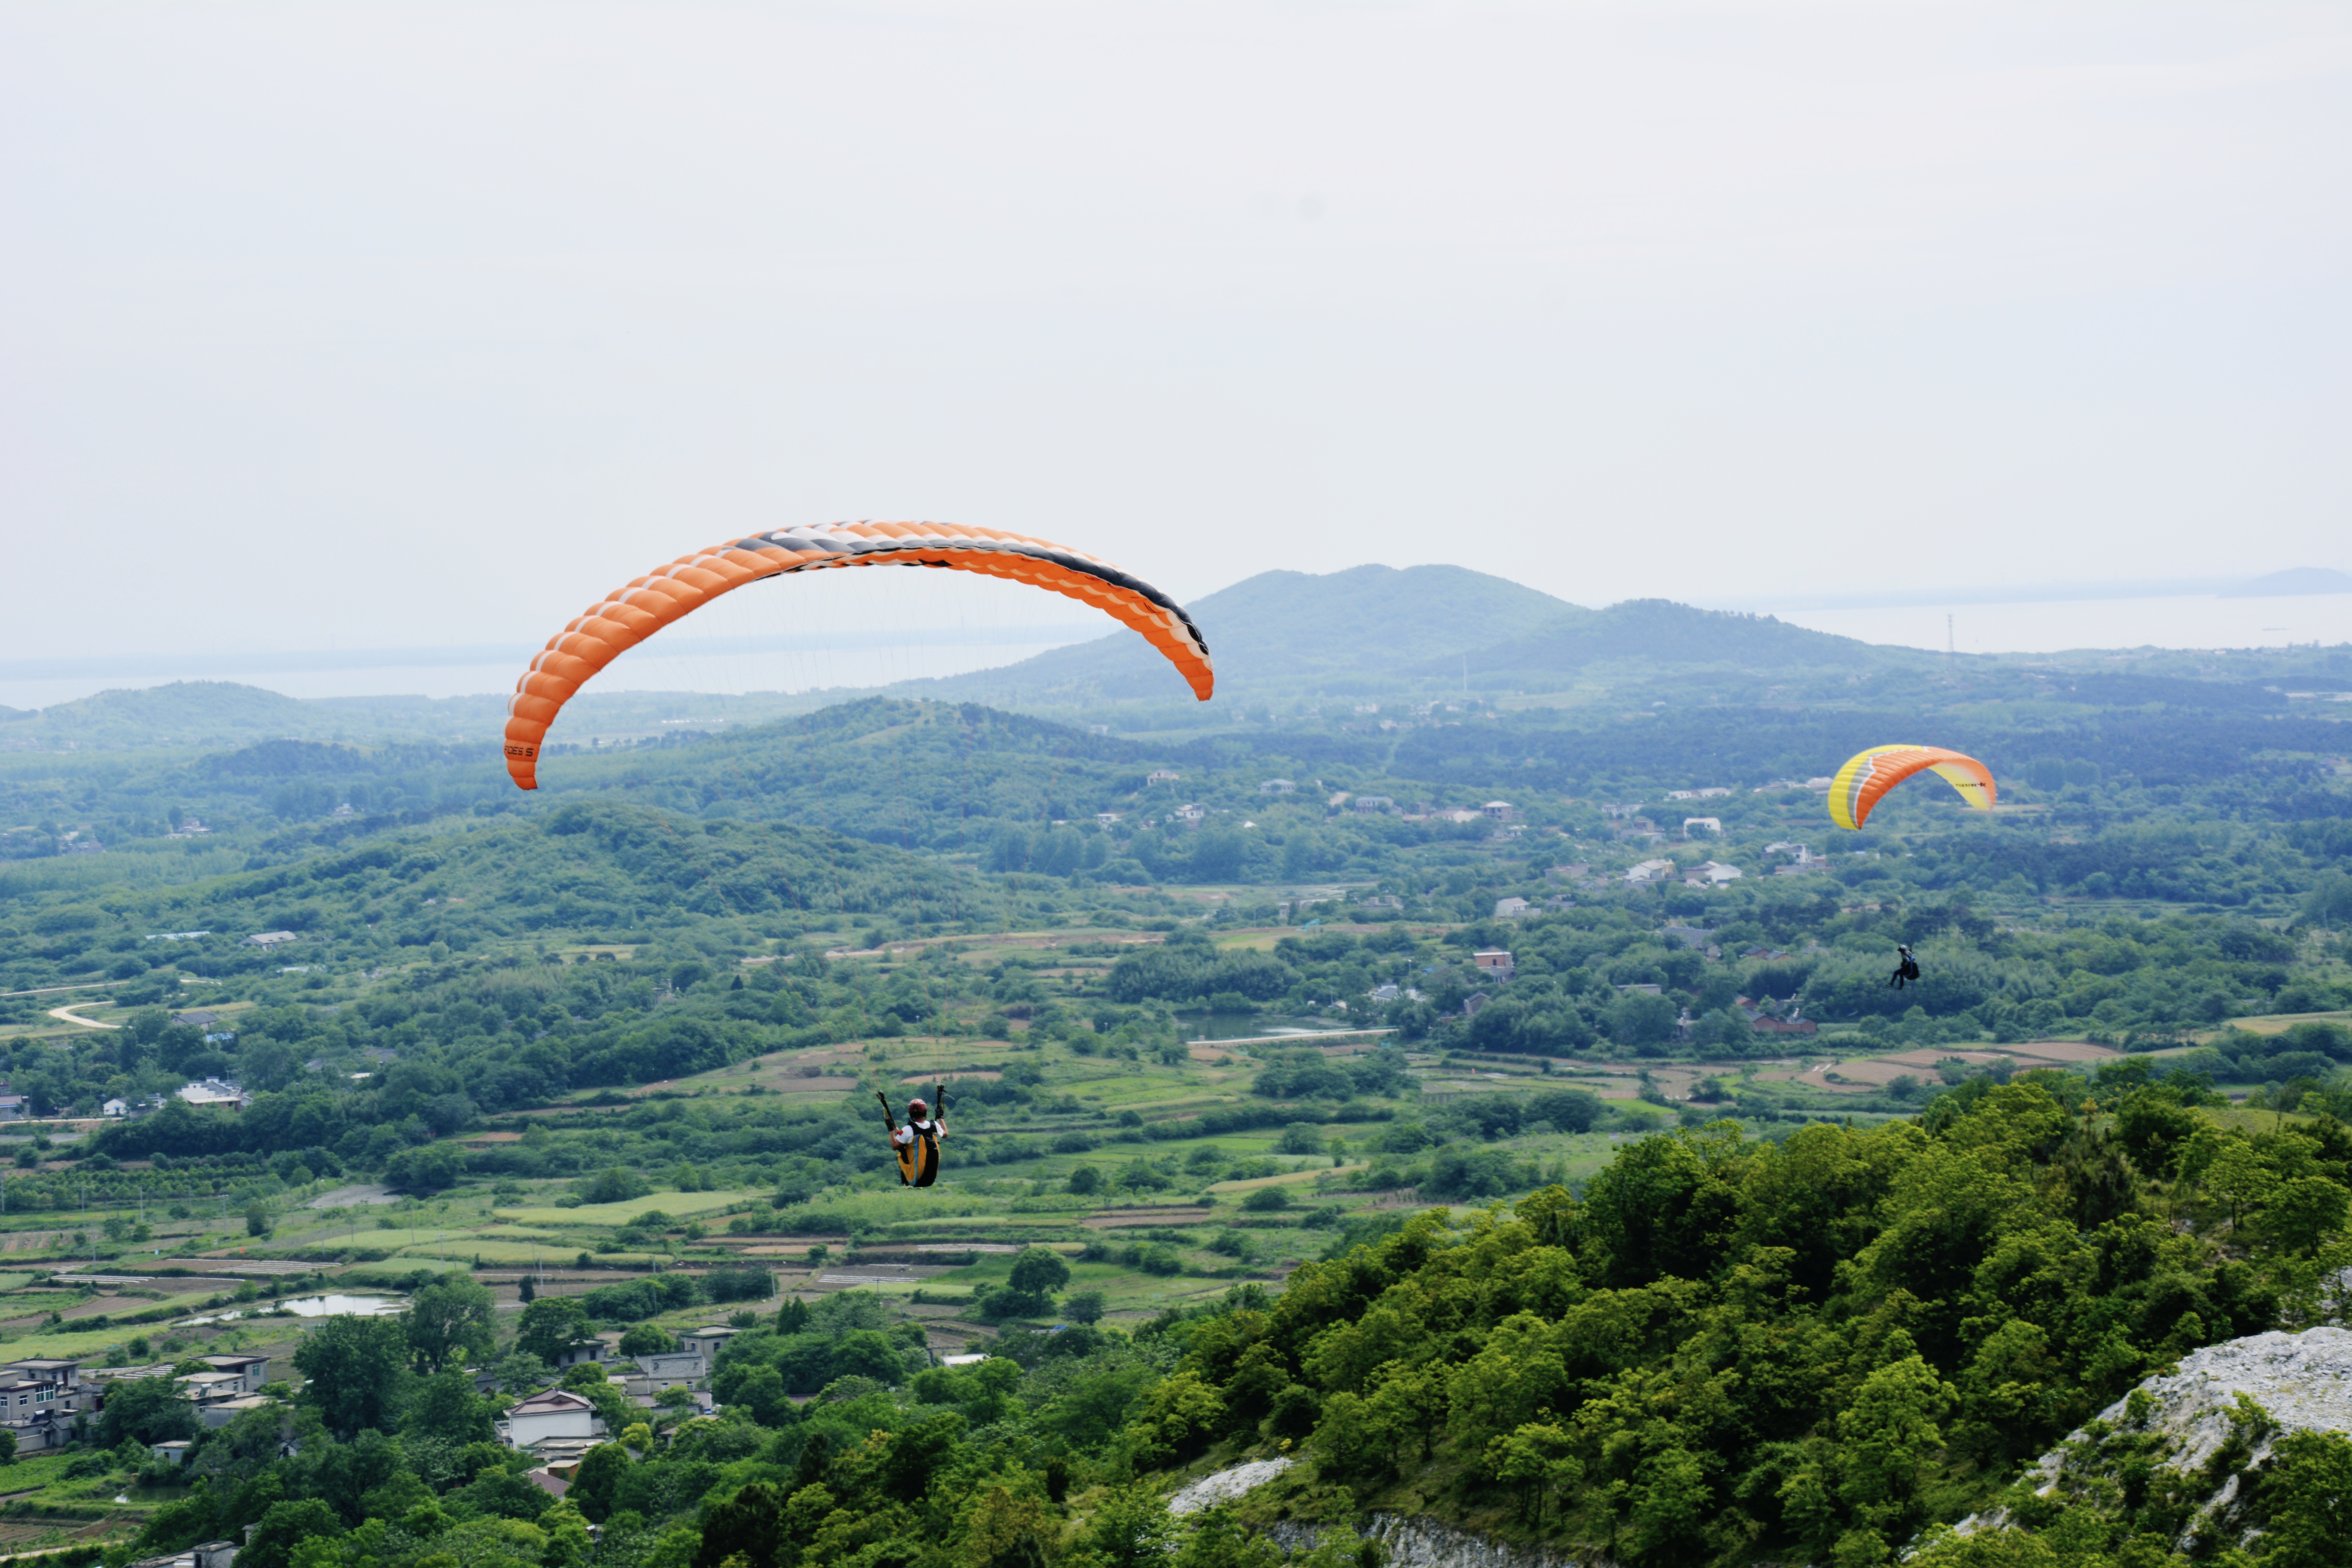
[[495, 1189, 767, 1227]]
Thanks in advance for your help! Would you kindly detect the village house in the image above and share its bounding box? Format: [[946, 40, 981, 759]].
[[548, 1335, 611, 1370], [201, 1394, 275, 1429], [1472, 949, 1515, 980], [502, 1388, 602, 1450], [1258, 779, 1296, 794], [678, 1326, 736, 1364], [0, 1358, 95, 1452], [1493, 898, 1530, 919], [1625, 858, 1677, 885], [1683, 817, 1722, 837], [176, 1078, 249, 1109], [196, 1354, 271, 1393], [241, 931, 298, 948], [1739, 996, 1819, 1036], [1684, 861, 1744, 887], [128, 1539, 238, 1568], [1146, 769, 1180, 785], [625, 1348, 709, 1397]]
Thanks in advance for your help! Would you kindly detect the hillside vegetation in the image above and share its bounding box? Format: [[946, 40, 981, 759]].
[[0, 601, 2347, 1568]]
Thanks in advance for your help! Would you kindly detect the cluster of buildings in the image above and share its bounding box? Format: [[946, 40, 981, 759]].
[[28, 1321, 754, 1512], [497, 1325, 735, 1486], [94, 1077, 252, 1120], [7, 1353, 270, 1457]]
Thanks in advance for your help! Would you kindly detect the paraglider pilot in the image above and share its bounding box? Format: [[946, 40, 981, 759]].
[[876, 1087, 949, 1188], [1887, 945, 1920, 991]]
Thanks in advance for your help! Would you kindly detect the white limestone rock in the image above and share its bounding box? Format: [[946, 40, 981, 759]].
[[1168, 1457, 1295, 1517], [1962, 1326, 2352, 1545]]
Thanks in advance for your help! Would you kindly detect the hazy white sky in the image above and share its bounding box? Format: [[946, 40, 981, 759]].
[[5, 0, 2347, 668]]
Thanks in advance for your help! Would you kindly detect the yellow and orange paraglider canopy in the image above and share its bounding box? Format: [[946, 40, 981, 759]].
[[500, 522, 1212, 790], [1827, 745, 1996, 830]]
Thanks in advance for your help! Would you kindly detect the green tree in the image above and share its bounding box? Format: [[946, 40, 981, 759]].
[[2254, 1429, 2352, 1568], [97, 1378, 199, 1446], [515, 1295, 594, 1363], [1837, 1351, 1958, 1536], [1008, 1245, 1071, 1297], [295, 1314, 411, 1438], [1085, 1486, 1175, 1568], [1172, 1506, 1280, 1568], [694, 1481, 782, 1568], [568, 1443, 630, 1524], [405, 1276, 497, 1372], [241, 1500, 345, 1568], [617, 1323, 678, 1357], [1485, 1422, 1581, 1525], [382, 1143, 465, 1193], [1126, 1371, 1223, 1468], [404, 1368, 495, 1445]]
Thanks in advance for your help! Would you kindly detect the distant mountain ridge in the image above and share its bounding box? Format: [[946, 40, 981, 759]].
[[903, 563, 1577, 706], [1441, 598, 1891, 684], [2222, 567, 2352, 598], [904, 565, 1906, 708]]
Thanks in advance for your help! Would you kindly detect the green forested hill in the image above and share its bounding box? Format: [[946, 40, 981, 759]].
[[1440, 597, 1902, 688], [85, 1063, 2352, 1568], [1148, 1076, 2352, 1567], [0, 664, 2347, 1568]]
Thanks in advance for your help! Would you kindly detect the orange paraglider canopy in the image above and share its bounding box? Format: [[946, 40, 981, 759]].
[[501, 522, 1213, 790], [1826, 745, 1996, 830]]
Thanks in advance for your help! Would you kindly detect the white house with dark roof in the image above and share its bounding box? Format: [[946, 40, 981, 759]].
[[503, 1388, 601, 1450], [197, 1354, 270, 1392]]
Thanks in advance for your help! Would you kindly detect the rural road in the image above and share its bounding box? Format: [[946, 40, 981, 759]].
[[45, 1005, 119, 1030]]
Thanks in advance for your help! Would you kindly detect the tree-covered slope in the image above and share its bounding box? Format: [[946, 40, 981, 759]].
[[1445, 598, 1907, 687], [1153, 1075, 2352, 1566]]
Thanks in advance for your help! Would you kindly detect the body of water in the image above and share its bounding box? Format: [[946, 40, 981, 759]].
[[177, 1292, 402, 1326], [1770, 592, 2352, 654], [0, 641, 1086, 713], [1181, 1013, 1375, 1042]]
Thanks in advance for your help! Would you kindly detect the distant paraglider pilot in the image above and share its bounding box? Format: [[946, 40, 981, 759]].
[[1887, 945, 1921, 990], [877, 1088, 949, 1188]]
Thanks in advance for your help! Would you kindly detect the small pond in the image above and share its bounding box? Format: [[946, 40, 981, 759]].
[[1180, 1012, 1366, 1042], [177, 1293, 402, 1326]]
